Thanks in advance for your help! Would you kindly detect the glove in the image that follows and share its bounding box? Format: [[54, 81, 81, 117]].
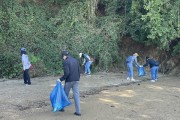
[[30, 65, 33, 69], [57, 79, 61, 82]]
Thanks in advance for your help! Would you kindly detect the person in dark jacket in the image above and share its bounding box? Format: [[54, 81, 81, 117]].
[[143, 56, 159, 82], [58, 50, 81, 116]]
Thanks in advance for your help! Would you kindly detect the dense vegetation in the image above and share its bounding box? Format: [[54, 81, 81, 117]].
[[0, 0, 179, 78]]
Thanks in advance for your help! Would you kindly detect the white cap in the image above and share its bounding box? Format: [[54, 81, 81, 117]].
[[79, 53, 82, 58], [133, 53, 139, 56]]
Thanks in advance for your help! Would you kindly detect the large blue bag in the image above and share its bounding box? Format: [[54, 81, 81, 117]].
[[50, 81, 71, 112], [138, 66, 146, 77]]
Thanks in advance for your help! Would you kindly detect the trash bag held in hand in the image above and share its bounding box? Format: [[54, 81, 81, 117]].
[[138, 66, 146, 77], [50, 81, 71, 112]]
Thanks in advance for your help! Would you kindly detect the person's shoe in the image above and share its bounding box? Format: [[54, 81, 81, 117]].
[[87, 73, 91, 76], [131, 78, 136, 81], [59, 109, 65, 112], [25, 84, 31, 86], [74, 112, 81, 116], [151, 80, 155, 82], [127, 77, 130, 80]]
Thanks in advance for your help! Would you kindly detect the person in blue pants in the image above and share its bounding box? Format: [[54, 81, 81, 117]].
[[58, 50, 81, 116], [79, 52, 92, 75], [126, 53, 141, 81], [143, 56, 159, 82]]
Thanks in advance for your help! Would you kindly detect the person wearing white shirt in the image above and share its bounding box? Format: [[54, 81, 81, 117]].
[[21, 48, 31, 85]]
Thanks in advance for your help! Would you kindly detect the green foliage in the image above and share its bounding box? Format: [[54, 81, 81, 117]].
[[0, 52, 21, 78], [0, 0, 61, 78], [127, 0, 147, 42], [52, 1, 121, 70], [172, 42, 180, 56], [0, 0, 179, 78], [126, 0, 180, 53], [141, 0, 180, 50]]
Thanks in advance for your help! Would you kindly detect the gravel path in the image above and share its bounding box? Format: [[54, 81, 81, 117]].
[[0, 72, 179, 120]]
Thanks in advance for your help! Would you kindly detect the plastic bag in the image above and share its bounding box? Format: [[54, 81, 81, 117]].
[[138, 66, 146, 77], [50, 81, 71, 112]]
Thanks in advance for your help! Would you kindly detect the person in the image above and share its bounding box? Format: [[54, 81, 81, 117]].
[[57, 50, 81, 116], [126, 53, 141, 81], [143, 56, 159, 82], [79, 52, 92, 75], [21, 47, 32, 85]]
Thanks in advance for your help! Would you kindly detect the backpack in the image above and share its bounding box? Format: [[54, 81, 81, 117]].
[[84, 54, 90, 62], [126, 56, 133, 63], [154, 60, 159, 66], [147, 58, 159, 66]]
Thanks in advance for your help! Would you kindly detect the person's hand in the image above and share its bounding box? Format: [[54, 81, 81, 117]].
[[30, 65, 33, 69], [139, 65, 143, 67], [57, 79, 61, 82]]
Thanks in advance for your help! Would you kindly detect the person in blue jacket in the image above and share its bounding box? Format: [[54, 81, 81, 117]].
[[126, 53, 141, 81], [21, 48, 32, 85], [57, 50, 81, 116], [79, 52, 92, 75], [143, 56, 159, 82]]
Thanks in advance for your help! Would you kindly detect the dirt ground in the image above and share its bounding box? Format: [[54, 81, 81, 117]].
[[0, 71, 180, 120]]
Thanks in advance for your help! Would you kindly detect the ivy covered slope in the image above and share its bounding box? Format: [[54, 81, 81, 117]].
[[0, 0, 179, 78]]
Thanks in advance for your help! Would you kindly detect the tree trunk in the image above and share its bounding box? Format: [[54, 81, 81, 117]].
[[86, 0, 99, 23]]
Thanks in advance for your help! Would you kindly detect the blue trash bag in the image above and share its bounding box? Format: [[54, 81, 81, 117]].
[[50, 81, 71, 112], [138, 66, 146, 77]]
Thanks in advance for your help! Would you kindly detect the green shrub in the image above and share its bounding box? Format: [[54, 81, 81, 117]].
[[0, 52, 21, 78]]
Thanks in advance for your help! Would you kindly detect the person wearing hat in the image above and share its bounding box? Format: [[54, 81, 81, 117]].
[[143, 56, 159, 82], [21, 47, 32, 85], [57, 50, 81, 116], [79, 52, 92, 75], [126, 53, 141, 81]]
